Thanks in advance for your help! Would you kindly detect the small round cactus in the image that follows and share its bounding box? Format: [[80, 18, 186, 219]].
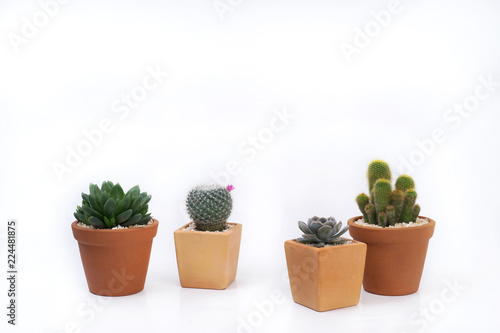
[[395, 175, 415, 192], [186, 184, 234, 231]]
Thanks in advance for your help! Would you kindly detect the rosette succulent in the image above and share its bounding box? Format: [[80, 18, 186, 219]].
[[74, 181, 152, 229], [296, 216, 349, 248]]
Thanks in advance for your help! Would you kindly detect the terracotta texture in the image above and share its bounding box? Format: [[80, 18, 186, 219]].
[[174, 223, 242, 290], [71, 219, 159, 296], [347, 216, 435, 296], [284, 239, 367, 312]]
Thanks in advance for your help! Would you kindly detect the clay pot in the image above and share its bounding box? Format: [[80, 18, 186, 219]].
[[174, 223, 242, 290], [71, 219, 159, 296], [284, 239, 367, 312], [347, 216, 435, 296]]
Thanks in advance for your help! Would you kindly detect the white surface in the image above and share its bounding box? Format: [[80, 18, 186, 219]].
[[1, 0, 499, 332]]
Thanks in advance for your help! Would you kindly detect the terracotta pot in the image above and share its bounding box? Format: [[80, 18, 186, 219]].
[[174, 223, 242, 290], [347, 216, 435, 296], [71, 219, 159, 296], [284, 239, 367, 312]]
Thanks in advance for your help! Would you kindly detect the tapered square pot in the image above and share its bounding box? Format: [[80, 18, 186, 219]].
[[71, 219, 159, 296], [284, 239, 367, 312], [174, 223, 242, 290], [347, 216, 435, 296]]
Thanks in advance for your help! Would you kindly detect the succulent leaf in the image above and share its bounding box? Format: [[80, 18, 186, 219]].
[[116, 195, 131, 215], [116, 209, 133, 224], [89, 216, 106, 229], [110, 183, 125, 200], [317, 225, 333, 241], [298, 221, 312, 234], [309, 222, 323, 235], [104, 198, 117, 216], [333, 226, 349, 238]]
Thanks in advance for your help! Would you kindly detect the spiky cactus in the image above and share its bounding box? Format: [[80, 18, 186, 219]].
[[389, 190, 405, 222], [186, 184, 234, 231], [395, 175, 415, 192], [296, 216, 349, 248], [368, 160, 392, 192], [373, 179, 391, 217], [74, 181, 152, 229], [356, 193, 370, 221], [355, 160, 421, 227], [400, 189, 417, 223]]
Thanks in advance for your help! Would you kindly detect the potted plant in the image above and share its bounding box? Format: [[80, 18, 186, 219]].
[[71, 181, 159, 296], [284, 216, 367, 312], [348, 160, 436, 296], [174, 184, 242, 290]]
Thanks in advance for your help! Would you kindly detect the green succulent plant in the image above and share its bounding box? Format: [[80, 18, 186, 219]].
[[74, 181, 152, 229], [296, 216, 349, 248], [356, 160, 421, 227], [186, 184, 234, 231]]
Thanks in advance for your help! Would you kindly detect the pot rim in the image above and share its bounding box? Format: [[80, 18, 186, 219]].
[[174, 222, 241, 234], [72, 218, 159, 245], [347, 216, 435, 231], [71, 218, 159, 233], [284, 237, 365, 253]]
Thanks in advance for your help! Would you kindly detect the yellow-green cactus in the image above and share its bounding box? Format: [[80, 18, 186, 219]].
[[355, 160, 421, 227], [373, 179, 391, 215], [356, 193, 370, 221], [395, 175, 415, 192], [368, 160, 392, 192], [400, 189, 417, 223]]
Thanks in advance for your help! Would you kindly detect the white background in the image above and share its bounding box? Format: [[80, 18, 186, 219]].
[[1, 0, 499, 332]]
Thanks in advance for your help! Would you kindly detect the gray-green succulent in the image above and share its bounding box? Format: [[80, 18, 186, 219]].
[[296, 216, 349, 248], [74, 181, 152, 229]]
